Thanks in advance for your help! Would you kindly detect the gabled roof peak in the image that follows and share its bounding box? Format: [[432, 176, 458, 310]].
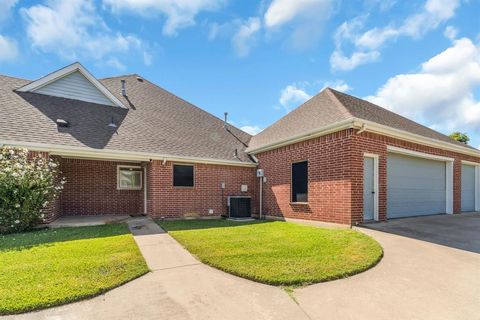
[[16, 62, 126, 108]]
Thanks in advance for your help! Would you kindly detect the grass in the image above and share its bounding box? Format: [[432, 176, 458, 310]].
[[158, 219, 383, 287], [0, 224, 148, 315]]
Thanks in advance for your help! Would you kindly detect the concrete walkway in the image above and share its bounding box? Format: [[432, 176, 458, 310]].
[[7, 218, 308, 320]]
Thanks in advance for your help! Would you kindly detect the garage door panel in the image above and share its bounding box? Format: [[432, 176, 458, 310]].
[[388, 153, 446, 218], [461, 164, 475, 212]]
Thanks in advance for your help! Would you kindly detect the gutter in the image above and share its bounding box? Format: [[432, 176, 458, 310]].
[[0, 139, 258, 168], [246, 118, 359, 154], [246, 118, 480, 158]]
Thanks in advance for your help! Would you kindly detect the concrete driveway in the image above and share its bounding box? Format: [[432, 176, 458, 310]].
[[4, 215, 480, 320], [295, 213, 480, 320]]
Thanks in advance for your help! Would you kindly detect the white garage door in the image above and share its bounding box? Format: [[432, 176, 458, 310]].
[[387, 153, 446, 218], [461, 164, 476, 212]]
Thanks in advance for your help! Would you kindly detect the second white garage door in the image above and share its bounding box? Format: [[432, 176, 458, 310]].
[[387, 153, 446, 218], [461, 164, 476, 212]]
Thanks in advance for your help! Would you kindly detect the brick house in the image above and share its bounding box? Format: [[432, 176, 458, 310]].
[[1, 62, 479, 225]]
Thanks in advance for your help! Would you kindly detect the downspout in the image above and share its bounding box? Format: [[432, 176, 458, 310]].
[[356, 123, 367, 135], [143, 165, 147, 215]]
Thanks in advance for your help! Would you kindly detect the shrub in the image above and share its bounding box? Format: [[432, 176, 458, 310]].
[[0, 147, 65, 234]]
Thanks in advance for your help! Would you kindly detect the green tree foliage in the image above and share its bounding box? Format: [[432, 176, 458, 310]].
[[449, 132, 470, 144]]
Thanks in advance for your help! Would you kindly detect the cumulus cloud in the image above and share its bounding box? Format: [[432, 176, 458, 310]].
[[232, 17, 261, 57], [322, 80, 351, 92], [366, 37, 480, 140], [330, 50, 380, 71], [21, 0, 149, 66], [278, 80, 351, 112], [279, 84, 312, 112], [264, 0, 333, 48], [103, 0, 224, 36], [331, 0, 461, 71], [0, 34, 17, 61], [240, 125, 263, 135]]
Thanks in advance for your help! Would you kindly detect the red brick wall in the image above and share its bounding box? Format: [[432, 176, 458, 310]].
[[60, 158, 144, 215], [147, 161, 257, 218], [256, 129, 480, 225], [352, 131, 480, 224], [256, 130, 355, 225]]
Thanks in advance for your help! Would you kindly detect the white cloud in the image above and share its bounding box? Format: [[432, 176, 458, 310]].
[[21, 0, 147, 66], [0, 34, 17, 61], [278, 80, 350, 112], [105, 57, 126, 70], [232, 17, 261, 57], [322, 80, 351, 92], [103, 0, 224, 36], [264, 0, 333, 48], [279, 84, 312, 112], [444, 25, 458, 41], [366, 37, 480, 139], [143, 51, 153, 66], [330, 50, 380, 71], [0, 0, 18, 23], [331, 0, 461, 71], [240, 125, 263, 135], [264, 0, 331, 28]]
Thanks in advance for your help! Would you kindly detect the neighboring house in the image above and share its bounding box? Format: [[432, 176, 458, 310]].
[[1, 62, 479, 225]]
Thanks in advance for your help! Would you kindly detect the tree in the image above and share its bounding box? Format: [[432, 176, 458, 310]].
[[0, 147, 65, 234], [449, 132, 470, 144]]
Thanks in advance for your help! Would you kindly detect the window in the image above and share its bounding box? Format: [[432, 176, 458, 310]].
[[292, 161, 308, 203], [117, 166, 142, 190], [173, 164, 194, 187]]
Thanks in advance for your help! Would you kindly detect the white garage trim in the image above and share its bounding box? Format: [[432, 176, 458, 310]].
[[387, 145, 454, 215], [446, 162, 454, 214], [387, 146, 454, 162], [461, 160, 480, 211], [364, 153, 379, 221]]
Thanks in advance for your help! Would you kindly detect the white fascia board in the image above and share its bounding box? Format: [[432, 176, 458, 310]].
[[247, 116, 480, 158], [387, 146, 455, 162], [0, 140, 257, 168], [461, 160, 480, 166], [360, 119, 480, 158], [246, 118, 359, 154], [16, 62, 126, 109]]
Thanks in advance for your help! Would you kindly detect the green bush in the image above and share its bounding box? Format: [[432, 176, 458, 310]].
[[0, 147, 65, 234]]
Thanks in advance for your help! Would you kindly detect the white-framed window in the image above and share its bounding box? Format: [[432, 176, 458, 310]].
[[117, 165, 142, 190]]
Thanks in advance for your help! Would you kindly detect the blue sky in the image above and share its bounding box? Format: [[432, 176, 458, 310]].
[[0, 0, 479, 147]]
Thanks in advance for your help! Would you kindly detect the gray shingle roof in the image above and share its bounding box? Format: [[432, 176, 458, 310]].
[[247, 88, 474, 152], [0, 74, 253, 164]]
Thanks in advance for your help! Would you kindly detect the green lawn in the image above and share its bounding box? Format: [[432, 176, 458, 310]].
[[0, 224, 148, 315], [158, 219, 382, 286]]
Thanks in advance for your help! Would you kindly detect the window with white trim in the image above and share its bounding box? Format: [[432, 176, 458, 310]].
[[117, 166, 142, 190]]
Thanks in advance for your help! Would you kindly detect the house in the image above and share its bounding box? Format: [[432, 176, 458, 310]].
[[1, 62, 479, 225], [0, 62, 257, 221]]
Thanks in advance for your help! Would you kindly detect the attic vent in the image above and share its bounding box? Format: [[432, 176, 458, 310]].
[[136, 76, 144, 82], [56, 119, 70, 128], [121, 80, 126, 96]]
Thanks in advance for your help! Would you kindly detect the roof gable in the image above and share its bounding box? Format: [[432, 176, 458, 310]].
[[16, 62, 125, 108], [247, 88, 477, 154]]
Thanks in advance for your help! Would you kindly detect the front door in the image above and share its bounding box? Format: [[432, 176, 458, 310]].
[[363, 157, 375, 221]]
